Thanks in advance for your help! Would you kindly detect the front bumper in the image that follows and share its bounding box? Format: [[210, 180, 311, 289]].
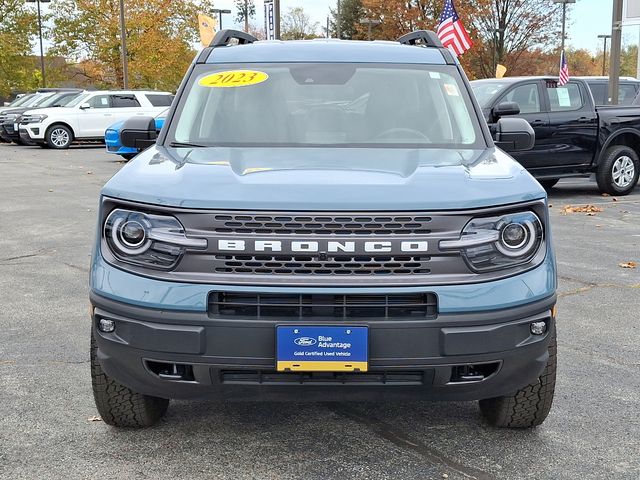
[[92, 290, 556, 402], [1, 122, 20, 142], [19, 123, 46, 141]]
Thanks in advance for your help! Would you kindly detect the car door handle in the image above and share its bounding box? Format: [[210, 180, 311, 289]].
[[104, 113, 113, 117], [530, 120, 546, 126], [577, 117, 592, 123]]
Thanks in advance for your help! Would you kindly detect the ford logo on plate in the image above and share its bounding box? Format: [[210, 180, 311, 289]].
[[294, 337, 317, 347]]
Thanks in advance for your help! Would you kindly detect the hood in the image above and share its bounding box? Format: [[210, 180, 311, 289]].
[[0, 107, 29, 116], [21, 107, 68, 116], [101, 146, 545, 211]]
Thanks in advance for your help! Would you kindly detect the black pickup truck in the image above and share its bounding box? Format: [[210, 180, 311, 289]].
[[471, 76, 640, 195]]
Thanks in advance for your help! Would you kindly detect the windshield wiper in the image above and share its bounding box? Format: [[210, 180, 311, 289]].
[[169, 141, 209, 148]]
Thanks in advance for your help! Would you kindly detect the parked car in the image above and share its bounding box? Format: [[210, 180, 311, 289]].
[[576, 76, 640, 105], [18, 90, 173, 149], [105, 108, 168, 160], [3, 94, 29, 108], [1, 89, 83, 145], [471, 76, 640, 195], [90, 30, 557, 430], [0, 92, 56, 143]]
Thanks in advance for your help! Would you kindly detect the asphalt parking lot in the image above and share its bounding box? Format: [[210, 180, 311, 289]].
[[0, 143, 638, 480]]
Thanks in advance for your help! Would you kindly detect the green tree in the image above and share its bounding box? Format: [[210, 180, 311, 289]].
[[282, 7, 320, 40], [49, 0, 213, 91], [620, 45, 638, 77], [330, 0, 364, 39], [235, 0, 255, 32], [0, 0, 38, 96]]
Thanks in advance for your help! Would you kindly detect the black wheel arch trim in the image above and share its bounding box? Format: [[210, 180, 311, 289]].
[[596, 127, 640, 167]]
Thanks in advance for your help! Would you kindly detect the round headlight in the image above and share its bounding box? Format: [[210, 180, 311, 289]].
[[501, 223, 529, 249], [120, 220, 146, 247], [496, 218, 539, 258], [106, 211, 152, 255]]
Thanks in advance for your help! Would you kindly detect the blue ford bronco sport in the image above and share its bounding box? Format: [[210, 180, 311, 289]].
[[90, 30, 557, 428]]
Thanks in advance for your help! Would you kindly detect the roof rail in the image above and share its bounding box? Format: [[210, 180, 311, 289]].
[[209, 29, 258, 48], [397, 30, 443, 48]]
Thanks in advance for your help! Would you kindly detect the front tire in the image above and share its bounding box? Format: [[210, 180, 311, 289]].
[[45, 125, 73, 149], [596, 145, 639, 195], [91, 333, 169, 428], [479, 329, 557, 428]]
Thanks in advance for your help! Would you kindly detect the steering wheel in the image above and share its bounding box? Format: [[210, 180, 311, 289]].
[[374, 128, 430, 141]]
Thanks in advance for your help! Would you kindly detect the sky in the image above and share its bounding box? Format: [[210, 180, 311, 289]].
[[29, 0, 640, 55]]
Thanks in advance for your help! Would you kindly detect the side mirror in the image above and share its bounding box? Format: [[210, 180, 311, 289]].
[[120, 116, 157, 149], [492, 101, 520, 119], [79, 103, 91, 110], [495, 117, 535, 152]]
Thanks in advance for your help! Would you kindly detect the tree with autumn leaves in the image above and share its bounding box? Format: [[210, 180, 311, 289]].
[[0, 0, 38, 97], [345, 0, 563, 79], [47, 0, 214, 91]]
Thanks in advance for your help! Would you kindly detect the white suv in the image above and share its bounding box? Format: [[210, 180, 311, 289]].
[[19, 90, 173, 149]]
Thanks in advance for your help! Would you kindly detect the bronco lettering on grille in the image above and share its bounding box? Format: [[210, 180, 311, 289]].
[[217, 239, 428, 254]]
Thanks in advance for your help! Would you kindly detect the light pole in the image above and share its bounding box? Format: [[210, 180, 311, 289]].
[[597, 34, 611, 76], [212, 8, 231, 29], [274, 0, 281, 39], [492, 28, 505, 77], [25, 0, 51, 88], [118, 0, 129, 89], [359, 18, 381, 41], [552, 0, 576, 53], [609, 0, 623, 104], [337, 0, 341, 39]]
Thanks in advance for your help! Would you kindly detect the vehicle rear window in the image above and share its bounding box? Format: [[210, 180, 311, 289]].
[[619, 84, 637, 104], [587, 83, 607, 105], [170, 63, 483, 148], [145, 94, 173, 107], [111, 95, 141, 108], [587, 82, 638, 105]]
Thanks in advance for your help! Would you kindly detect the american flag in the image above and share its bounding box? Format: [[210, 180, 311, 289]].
[[559, 50, 569, 85], [436, 0, 473, 56]]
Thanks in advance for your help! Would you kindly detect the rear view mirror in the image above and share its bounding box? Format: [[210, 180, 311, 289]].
[[120, 116, 157, 149], [79, 103, 91, 110], [495, 117, 535, 152], [492, 101, 520, 118]]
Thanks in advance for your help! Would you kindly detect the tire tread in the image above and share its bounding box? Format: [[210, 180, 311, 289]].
[[91, 333, 168, 428], [479, 329, 557, 428]]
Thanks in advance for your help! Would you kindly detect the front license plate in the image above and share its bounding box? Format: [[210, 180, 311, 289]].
[[276, 325, 368, 372]]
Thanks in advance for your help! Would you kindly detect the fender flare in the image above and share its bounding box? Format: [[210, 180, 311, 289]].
[[596, 128, 640, 166]]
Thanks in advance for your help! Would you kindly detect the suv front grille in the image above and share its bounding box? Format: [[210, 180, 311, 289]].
[[208, 292, 438, 319], [213, 254, 431, 276], [211, 213, 433, 236]]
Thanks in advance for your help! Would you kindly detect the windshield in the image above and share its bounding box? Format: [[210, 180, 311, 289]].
[[169, 63, 483, 148], [66, 93, 92, 107], [31, 93, 57, 107], [41, 92, 82, 107], [470, 81, 511, 108], [8, 95, 32, 107]]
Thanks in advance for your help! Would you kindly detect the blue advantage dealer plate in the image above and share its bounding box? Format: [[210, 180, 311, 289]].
[[276, 326, 368, 372]]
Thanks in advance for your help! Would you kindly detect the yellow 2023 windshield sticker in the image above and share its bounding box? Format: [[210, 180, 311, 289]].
[[199, 70, 269, 88]]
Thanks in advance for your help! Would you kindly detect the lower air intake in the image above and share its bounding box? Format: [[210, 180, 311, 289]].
[[208, 292, 438, 319]]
